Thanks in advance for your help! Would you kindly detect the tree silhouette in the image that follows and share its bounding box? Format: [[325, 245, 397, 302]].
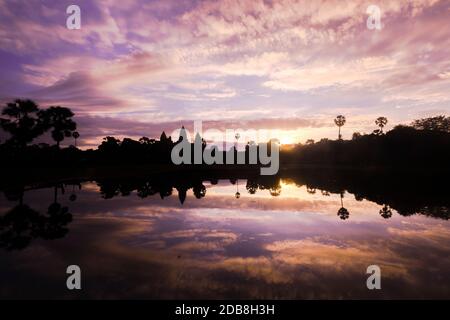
[[0, 184, 73, 250], [0, 99, 42, 147], [235, 179, 241, 198], [37, 185, 72, 240], [193, 183, 206, 199], [334, 115, 346, 140], [352, 132, 362, 140], [246, 180, 258, 194], [41, 202, 72, 240], [98, 136, 121, 153], [68, 183, 81, 202], [411, 115, 450, 132], [72, 131, 80, 147], [0, 204, 41, 250], [337, 192, 350, 220], [38, 106, 76, 147], [337, 207, 349, 220], [379, 204, 393, 219], [375, 117, 388, 134], [135, 181, 157, 198], [139, 137, 155, 145]]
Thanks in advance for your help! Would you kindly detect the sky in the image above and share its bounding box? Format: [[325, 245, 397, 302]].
[[0, 0, 449, 148], [3, 180, 450, 298]]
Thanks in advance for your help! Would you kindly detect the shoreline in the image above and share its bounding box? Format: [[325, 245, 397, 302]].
[[1, 163, 449, 190]]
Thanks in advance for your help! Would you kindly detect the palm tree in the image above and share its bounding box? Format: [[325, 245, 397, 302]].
[[337, 192, 350, 220], [69, 183, 81, 202], [38, 106, 76, 147], [0, 99, 42, 147], [337, 207, 350, 220], [37, 185, 72, 240], [375, 117, 388, 134], [379, 205, 392, 219], [334, 115, 346, 140], [235, 179, 241, 198], [72, 131, 80, 147]]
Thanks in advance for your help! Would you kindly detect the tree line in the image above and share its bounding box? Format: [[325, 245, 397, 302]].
[[284, 114, 450, 169], [0, 99, 78, 148], [1, 99, 450, 170], [332, 114, 450, 140]]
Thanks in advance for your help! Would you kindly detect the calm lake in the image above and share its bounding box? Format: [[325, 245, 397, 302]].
[[1, 171, 450, 299]]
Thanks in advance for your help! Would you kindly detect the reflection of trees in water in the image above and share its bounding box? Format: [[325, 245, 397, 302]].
[[379, 205, 392, 219], [417, 206, 450, 220], [269, 185, 281, 197], [235, 179, 240, 199], [248, 176, 282, 197], [12, 169, 447, 224], [0, 184, 75, 250], [283, 169, 450, 221], [69, 183, 81, 202], [246, 180, 258, 195], [0, 204, 41, 250], [42, 197, 72, 240], [136, 181, 158, 198], [337, 192, 350, 220], [193, 183, 206, 199], [94, 172, 450, 221]]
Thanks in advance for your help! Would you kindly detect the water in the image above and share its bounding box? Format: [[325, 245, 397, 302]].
[[1, 172, 450, 299]]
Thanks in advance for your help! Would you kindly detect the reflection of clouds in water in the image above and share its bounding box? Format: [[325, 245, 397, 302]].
[[265, 239, 410, 280], [1, 180, 450, 298], [78, 214, 450, 298], [72, 201, 450, 298], [387, 223, 450, 242]]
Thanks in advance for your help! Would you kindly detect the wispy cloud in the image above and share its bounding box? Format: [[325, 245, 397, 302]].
[[0, 0, 449, 146]]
